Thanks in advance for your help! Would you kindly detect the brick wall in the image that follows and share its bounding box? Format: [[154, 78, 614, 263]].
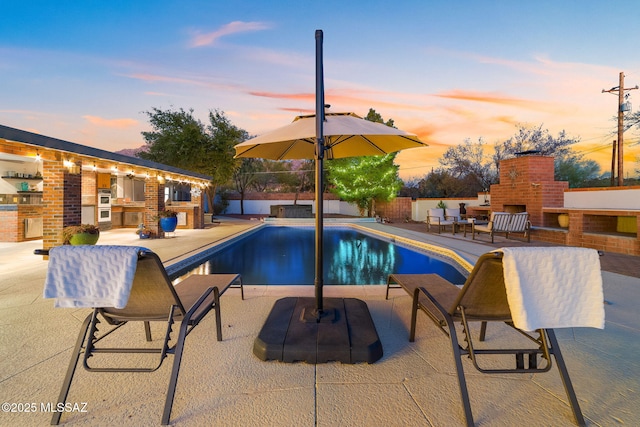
[[533, 209, 640, 256], [491, 156, 567, 226], [81, 172, 97, 206], [0, 207, 18, 242], [17, 205, 43, 242], [145, 179, 165, 238], [62, 163, 82, 227], [191, 192, 203, 228], [42, 159, 64, 249]]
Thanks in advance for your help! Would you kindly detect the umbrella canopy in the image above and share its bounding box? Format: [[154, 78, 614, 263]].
[[234, 112, 427, 160]]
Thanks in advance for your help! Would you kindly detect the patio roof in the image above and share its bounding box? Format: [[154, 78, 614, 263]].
[[0, 124, 212, 181]]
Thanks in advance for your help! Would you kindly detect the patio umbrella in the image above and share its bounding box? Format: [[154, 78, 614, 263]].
[[233, 111, 425, 160], [234, 30, 428, 317]]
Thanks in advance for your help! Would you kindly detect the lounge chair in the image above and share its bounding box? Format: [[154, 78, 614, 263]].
[[425, 208, 455, 234], [39, 247, 243, 425], [469, 211, 511, 243], [386, 248, 604, 426], [507, 211, 531, 242]]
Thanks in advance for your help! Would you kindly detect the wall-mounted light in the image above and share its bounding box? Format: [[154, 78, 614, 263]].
[[63, 159, 81, 175], [92, 163, 98, 172], [35, 150, 41, 162]]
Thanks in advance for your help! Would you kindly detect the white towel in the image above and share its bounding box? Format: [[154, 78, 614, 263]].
[[43, 245, 146, 309], [496, 247, 605, 331]]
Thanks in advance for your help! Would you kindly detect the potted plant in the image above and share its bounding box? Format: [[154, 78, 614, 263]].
[[154, 209, 178, 233], [135, 224, 153, 239], [63, 224, 100, 245]]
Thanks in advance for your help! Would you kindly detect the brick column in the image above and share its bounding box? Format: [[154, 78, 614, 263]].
[[566, 211, 583, 248], [42, 159, 82, 249], [145, 178, 165, 238], [192, 190, 204, 228]]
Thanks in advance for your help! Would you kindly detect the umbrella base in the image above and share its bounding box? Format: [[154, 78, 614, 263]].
[[253, 297, 383, 364]]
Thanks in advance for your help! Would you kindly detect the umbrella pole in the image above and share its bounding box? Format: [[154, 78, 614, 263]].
[[249, 30, 383, 364], [314, 29, 324, 316]]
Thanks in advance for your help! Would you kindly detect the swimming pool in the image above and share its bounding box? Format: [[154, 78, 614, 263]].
[[174, 226, 467, 285]]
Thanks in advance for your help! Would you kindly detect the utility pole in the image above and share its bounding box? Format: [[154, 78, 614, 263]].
[[602, 72, 638, 186], [610, 140, 616, 187]]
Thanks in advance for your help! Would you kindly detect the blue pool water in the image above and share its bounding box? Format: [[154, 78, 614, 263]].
[[185, 226, 467, 285]]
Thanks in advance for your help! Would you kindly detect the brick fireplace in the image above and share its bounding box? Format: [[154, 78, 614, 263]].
[[489, 155, 568, 227]]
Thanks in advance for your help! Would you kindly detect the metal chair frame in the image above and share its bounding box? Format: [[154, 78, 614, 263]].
[[388, 253, 586, 427], [40, 249, 242, 426]]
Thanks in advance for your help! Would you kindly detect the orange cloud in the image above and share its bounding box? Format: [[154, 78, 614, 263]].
[[493, 115, 519, 126], [433, 90, 555, 112], [248, 88, 433, 116], [408, 123, 439, 143], [280, 107, 315, 114], [82, 115, 138, 129], [190, 21, 272, 47]]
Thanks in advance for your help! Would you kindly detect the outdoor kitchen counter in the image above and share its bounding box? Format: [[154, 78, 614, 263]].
[[0, 203, 43, 242], [110, 204, 203, 229], [110, 204, 144, 227]]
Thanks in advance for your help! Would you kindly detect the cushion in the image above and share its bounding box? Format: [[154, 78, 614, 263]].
[[428, 208, 445, 220], [445, 208, 461, 221]]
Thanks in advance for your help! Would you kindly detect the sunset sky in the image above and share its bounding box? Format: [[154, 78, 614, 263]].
[[2, 1, 640, 179]]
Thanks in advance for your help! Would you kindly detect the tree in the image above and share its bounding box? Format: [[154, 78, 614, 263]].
[[439, 137, 496, 195], [328, 154, 402, 216], [494, 124, 579, 173], [139, 107, 208, 170], [555, 156, 601, 188], [289, 160, 315, 203], [205, 110, 248, 210], [325, 108, 403, 216], [624, 110, 640, 132], [139, 107, 247, 212], [248, 160, 292, 192], [437, 123, 590, 189], [233, 159, 261, 214]]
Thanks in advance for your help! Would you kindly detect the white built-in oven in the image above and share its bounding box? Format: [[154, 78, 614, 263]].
[[98, 189, 111, 222], [99, 193, 110, 206], [98, 208, 111, 222]]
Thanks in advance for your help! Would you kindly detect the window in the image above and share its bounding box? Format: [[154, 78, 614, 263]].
[[116, 176, 145, 202], [165, 182, 191, 202]]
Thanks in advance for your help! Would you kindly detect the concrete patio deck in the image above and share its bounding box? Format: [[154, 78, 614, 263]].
[[0, 217, 638, 426]]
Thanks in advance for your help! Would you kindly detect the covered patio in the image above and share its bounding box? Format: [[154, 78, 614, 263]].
[[0, 124, 211, 246]]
